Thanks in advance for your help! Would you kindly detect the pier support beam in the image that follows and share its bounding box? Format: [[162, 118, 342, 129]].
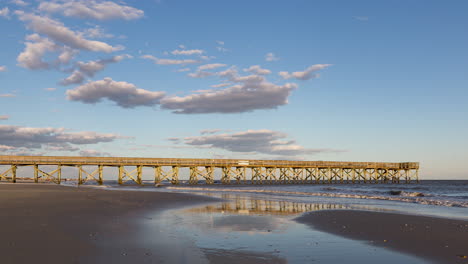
[[189, 166, 214, 184], [0, 165, 17, 183], [33, 165, 61, 184], [117, 165, 142, 185], [77, 165, 104, 185], [154, 166, 179, 185]]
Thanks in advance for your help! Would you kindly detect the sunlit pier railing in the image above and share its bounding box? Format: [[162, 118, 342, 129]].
[[0, 155, 419, 185]]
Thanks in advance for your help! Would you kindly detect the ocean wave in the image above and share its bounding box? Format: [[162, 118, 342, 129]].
[[166, 186, 468, 208]]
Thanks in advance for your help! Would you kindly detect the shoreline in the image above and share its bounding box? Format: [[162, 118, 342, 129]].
[[0, 184, 219, 264], [295, 210, 468, 264]]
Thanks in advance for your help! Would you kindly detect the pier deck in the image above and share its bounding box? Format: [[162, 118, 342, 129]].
[[0, 156, 419, 185]]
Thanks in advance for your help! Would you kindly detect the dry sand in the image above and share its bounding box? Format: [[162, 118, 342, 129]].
[[296, 210, 468, 264], [0, 184, 217, 264]]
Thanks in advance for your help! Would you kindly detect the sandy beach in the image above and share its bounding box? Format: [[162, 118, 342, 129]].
[[1, 183, 468, 263], [0, 184, 217, 264], [296, 210, 468, 264]]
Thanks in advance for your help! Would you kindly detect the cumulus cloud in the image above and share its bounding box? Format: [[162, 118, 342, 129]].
[[0, 66, 6, 72], [38, 1, 144, 21], [0, 124, 122, 152], [17, 34, 59, 70], [160, 68, 298, 114], [81, 25, 114, 39], [16, 12, 121, 53], [66, 77, 165, 108], [61, 54, 131, 85], [187, 63, 228, 78], [171, 49, 204, 56], [79, 149, 111, 157], [11, 0, 28, 6], [61, 70, 86, 85], [0, 115, 9, 120], [279, 64, 331, 80], [141, 55, 200, 65], [265, 52, 279, 62], [243, 65, 271, 75], [200, 129, 223, 135], [159, 65, 327, 113], [198, 63, 227, 71], [175, 129, 329, 156], [211, 83, 231, 88], [0, 7, 10, 19]]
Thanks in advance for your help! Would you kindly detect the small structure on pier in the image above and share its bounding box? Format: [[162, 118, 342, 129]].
[[0, 155, 419, 185]]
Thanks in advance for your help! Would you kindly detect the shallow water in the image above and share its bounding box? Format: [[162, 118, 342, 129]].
[[165, 180, 468, 208], [141, 193, 428, 264]]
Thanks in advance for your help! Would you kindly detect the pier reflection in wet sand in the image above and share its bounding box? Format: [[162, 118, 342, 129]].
[[145, 192, 426, 264], [186, 193, 350, 216]]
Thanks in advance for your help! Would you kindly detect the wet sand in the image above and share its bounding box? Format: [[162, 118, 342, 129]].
[[0, 184, 217, 264], [296, 210, 468, 264]]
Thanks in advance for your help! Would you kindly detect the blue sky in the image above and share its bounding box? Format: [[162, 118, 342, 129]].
[[0, 0, 467, 179]]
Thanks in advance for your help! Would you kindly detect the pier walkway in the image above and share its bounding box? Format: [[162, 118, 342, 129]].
[[0, 156, 419, 185]]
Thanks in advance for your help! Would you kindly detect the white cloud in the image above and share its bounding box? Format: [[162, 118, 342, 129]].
[[0, 7, 9, 19], [79, 149, 111, 157], [171, 49, 204, 56], [279, 64, 331, 80], [176, 68, 191, 72], [57, 47, 78, 64], [0, 115, 9, 120], [211, 83, 231, 88], [188, 71, 215, 78], [61, 55, 131, 85], [0, 66, 7, 72], [44, 87, 57, 91], [0, 94, 15, 97], [265, 52, 279, 62], [61, 70, 86, 85], [176, 129, 330, 156], [16, 12, 121, 53], [198, 63, 227, 71], [66, 77, 165, 108], [11, 0, 28, 6], [38, 1, 144, 21], [160, 71, 297, 114], [17, 34, 59, 70], [81, 25, 114, 39], [216, 40, 228, 52], [243, 65, 271, 75], [200, 129, 228, 135], [141, 55, 200, 65], [0, 124, 122, 151], [216, 46, 229, 52], [188, 63, 228, 78], [161, 65, 313, 113]]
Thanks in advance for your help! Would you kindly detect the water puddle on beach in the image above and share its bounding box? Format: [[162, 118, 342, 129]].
[[142, 193, 427, 264]]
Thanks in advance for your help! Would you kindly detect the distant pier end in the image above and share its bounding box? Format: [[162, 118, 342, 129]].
[[0, 156, 419, 185]]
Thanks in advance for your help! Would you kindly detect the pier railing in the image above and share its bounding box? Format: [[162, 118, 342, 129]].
[[0, 155, 419, 185]]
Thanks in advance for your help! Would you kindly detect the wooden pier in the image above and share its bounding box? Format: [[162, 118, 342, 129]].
[[0, 155, 419, 185]]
